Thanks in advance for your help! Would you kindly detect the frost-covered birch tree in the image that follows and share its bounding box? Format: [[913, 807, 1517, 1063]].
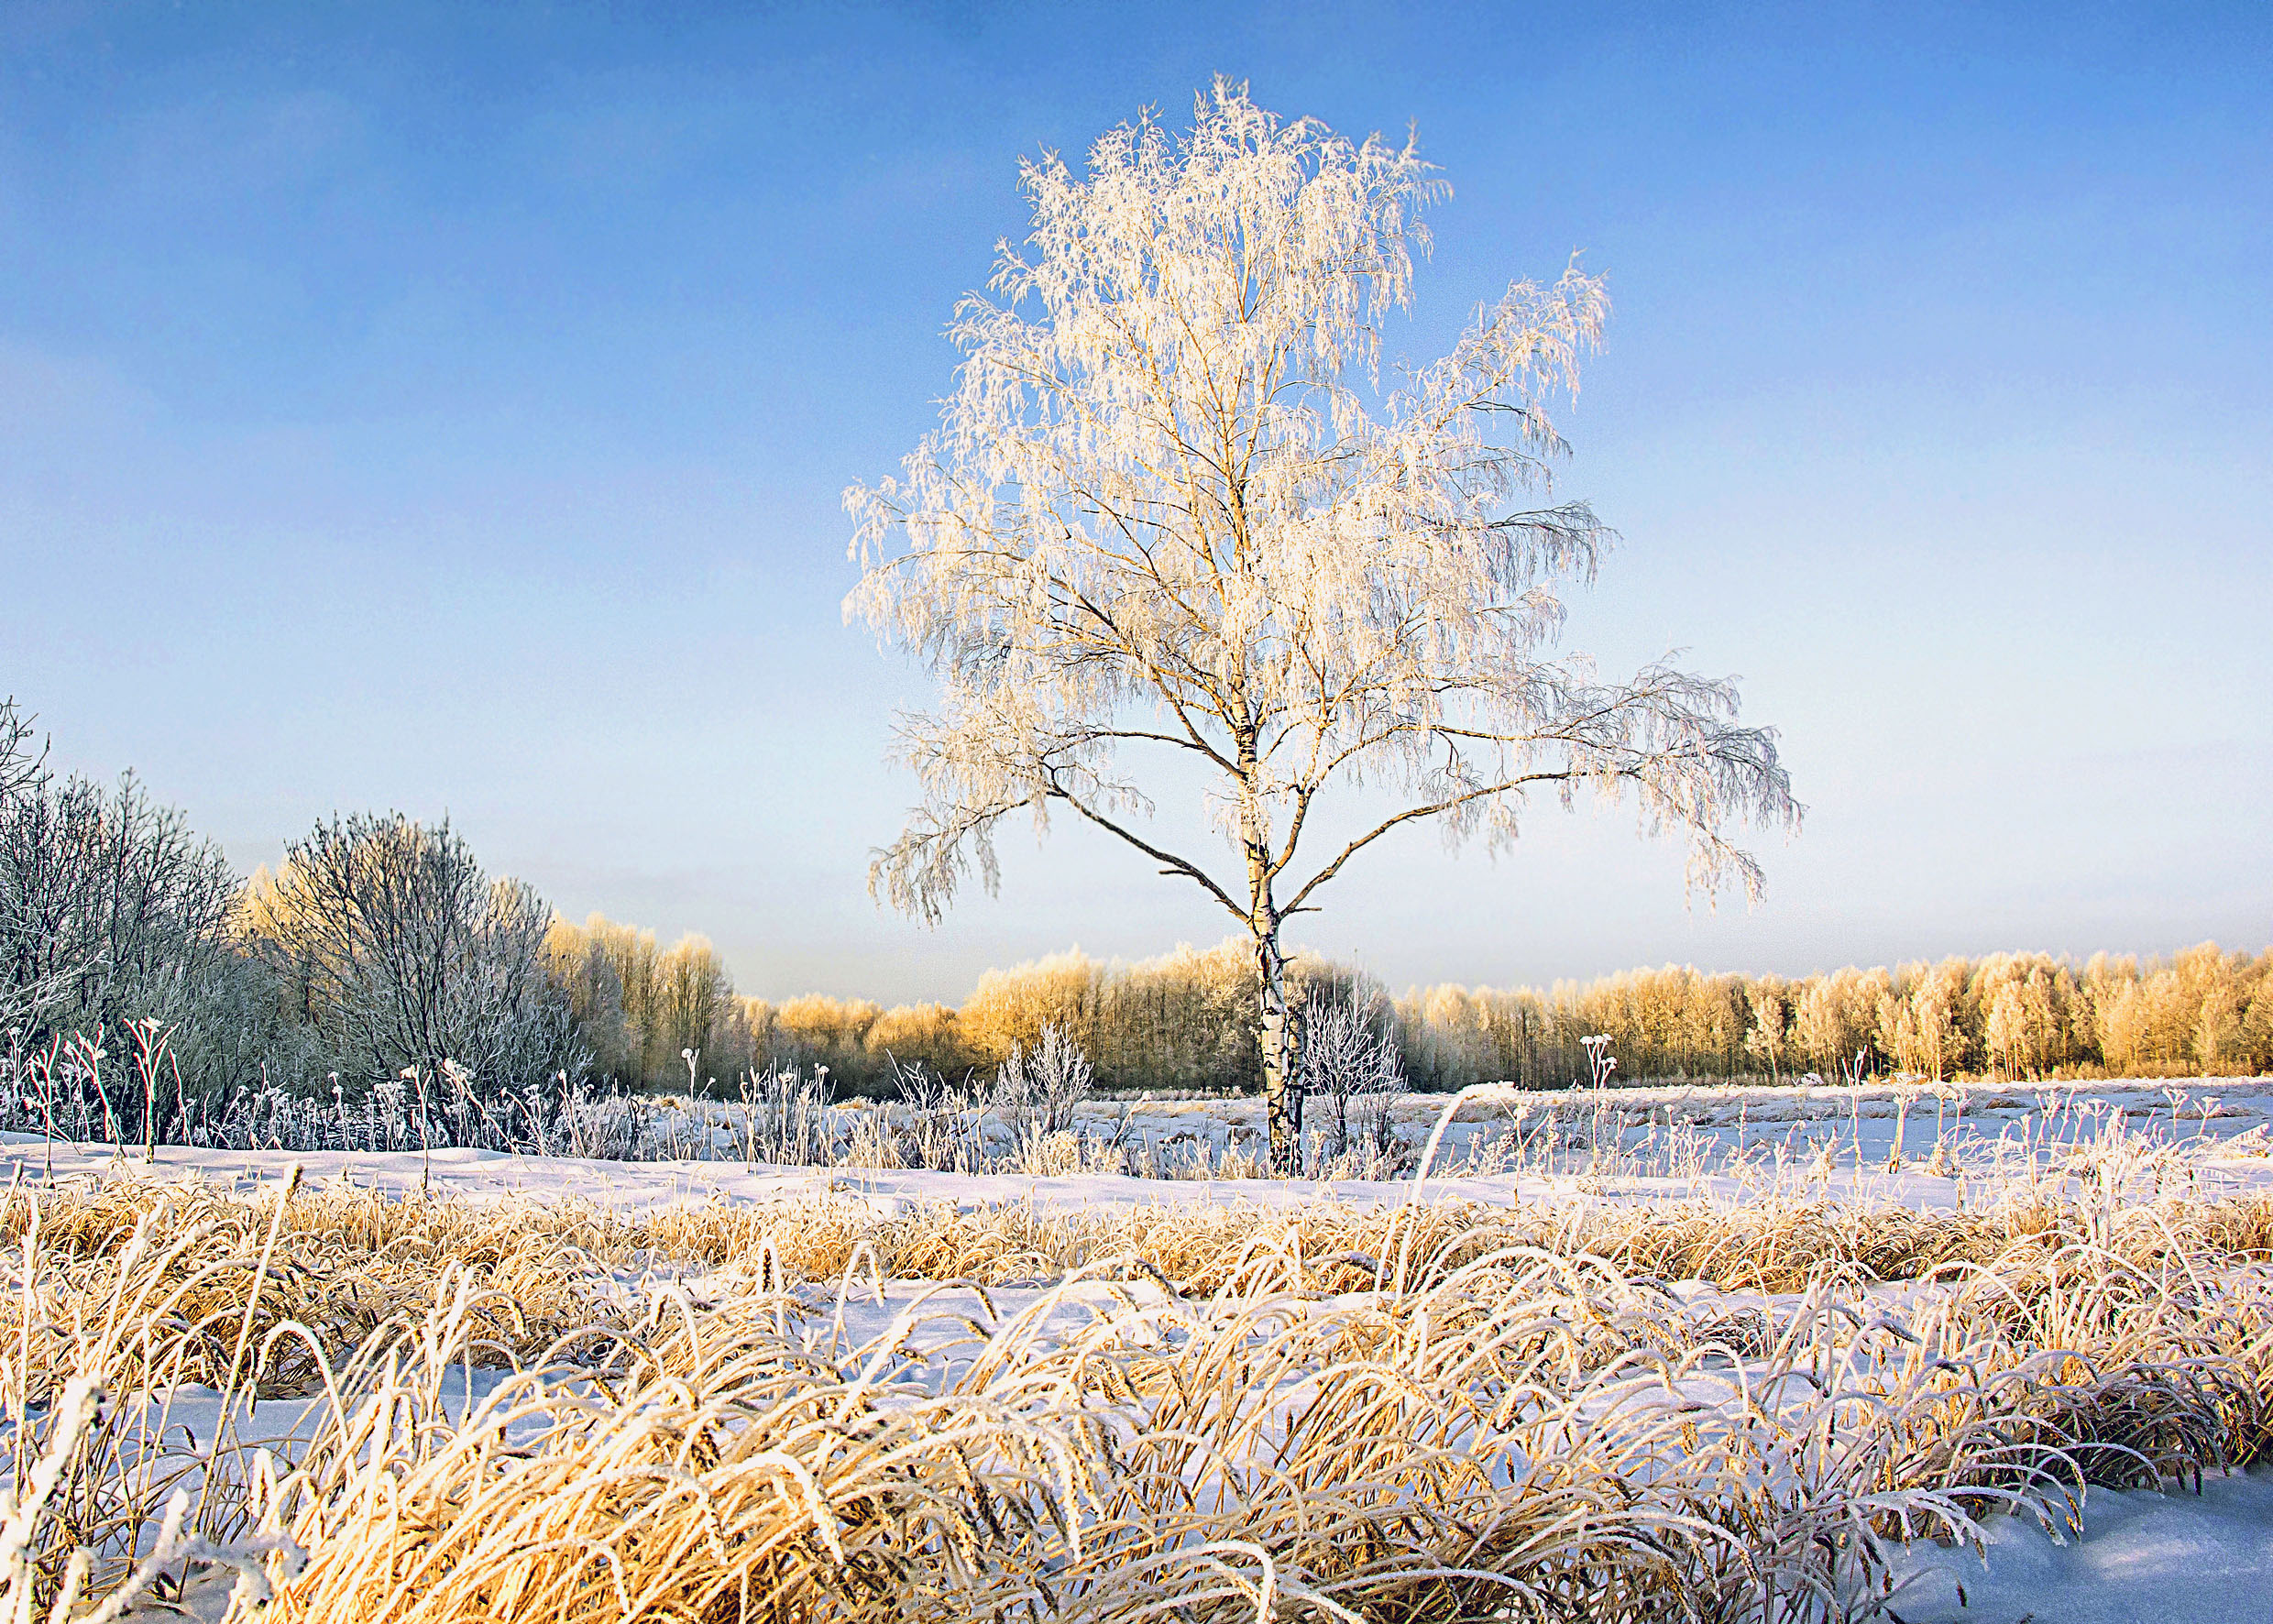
[[848, 83, 1798, 1170]]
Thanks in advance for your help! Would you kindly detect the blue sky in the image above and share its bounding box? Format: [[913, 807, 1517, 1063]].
[[4, 1, 2268, 1004]]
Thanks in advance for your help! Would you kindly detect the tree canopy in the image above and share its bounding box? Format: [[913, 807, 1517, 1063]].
[[849, 82, 1799, 1165]]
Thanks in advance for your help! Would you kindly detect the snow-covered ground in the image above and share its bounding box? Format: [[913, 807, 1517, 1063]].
[[1886, 1468, 2273, 1624], [14, 1077, 2273, 1623], [12, 1073, 2270, 1214]]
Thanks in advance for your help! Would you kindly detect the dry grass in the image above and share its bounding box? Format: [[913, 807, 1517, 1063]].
[[6, 1173, 2273, 1622], [14, 1176, 2273, 1313]]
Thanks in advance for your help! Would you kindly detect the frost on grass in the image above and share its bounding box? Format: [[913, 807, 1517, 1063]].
[[7, 1097, 2273, 1623]]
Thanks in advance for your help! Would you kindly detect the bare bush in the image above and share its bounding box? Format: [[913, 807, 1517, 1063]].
[[993, 1021, 1093, 1145], [1299, 983, 1403, 1163], [0, 702, 275, 1123], [248, 813, 585, 1099]]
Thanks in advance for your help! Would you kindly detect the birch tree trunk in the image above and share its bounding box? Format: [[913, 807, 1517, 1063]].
[[1252, 916, 1296, 1170], [1240, 739, 1301, 1169]]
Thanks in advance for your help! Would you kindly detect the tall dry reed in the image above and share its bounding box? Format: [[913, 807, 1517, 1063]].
[[7, 1175, 2273, 1622]]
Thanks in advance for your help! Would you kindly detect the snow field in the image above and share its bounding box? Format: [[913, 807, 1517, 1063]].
[[5, 1081, 2273, 1622]]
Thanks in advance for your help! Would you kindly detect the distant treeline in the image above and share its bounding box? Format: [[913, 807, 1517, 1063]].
[[605, 936, 2273, 1096], [1389, 949, 2273, 1089], [3, 698, 2265, 1116], [538, 928, 1366, 1096]]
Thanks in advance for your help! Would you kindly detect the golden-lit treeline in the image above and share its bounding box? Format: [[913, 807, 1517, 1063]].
[[746, 944, 1361, 1094], [801, 941, 2272, 1092], [543, 915, 2273, 1092], [543, 916, 765, 1089], [1400, 943, 2273, 1089], [541, 922, 1362, 1093]]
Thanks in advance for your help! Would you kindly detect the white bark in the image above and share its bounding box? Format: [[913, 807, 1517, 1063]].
[[847, 83, 1798, 1170]]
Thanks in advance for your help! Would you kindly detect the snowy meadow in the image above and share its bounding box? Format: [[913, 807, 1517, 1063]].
[[7, 1077, 2273, 1624]]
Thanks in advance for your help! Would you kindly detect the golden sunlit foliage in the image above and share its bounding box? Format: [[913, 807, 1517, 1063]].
[[594, 930, 2270, 1097], [543, 914, 760, 1089], [1393, 944, 2273, 1090]]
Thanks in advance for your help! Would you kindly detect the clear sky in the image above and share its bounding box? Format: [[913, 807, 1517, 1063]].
[[4, 1, 2268, 1005]]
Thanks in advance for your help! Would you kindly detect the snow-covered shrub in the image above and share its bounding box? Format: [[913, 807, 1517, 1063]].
[[993, 1023, 1092, 1143], [246, 813, 587, 1101], [1299, 984, 1402, 1163]]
